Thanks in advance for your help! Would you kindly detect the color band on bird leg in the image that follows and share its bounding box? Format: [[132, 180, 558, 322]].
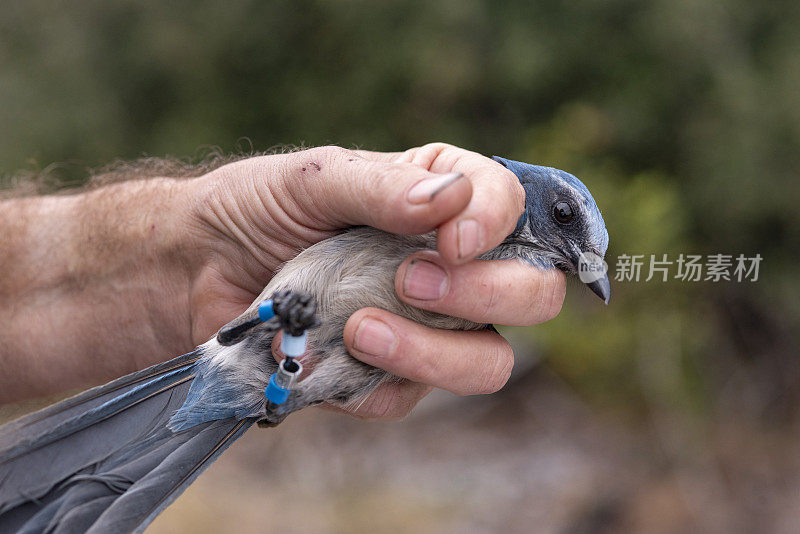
[[258, 299, 275, 322], [218, 290, 316, 411], [265, 330, 307, 406], [265, 358, 303, 405], [217, 299, 277, 346], [263, 291, 317, 413]]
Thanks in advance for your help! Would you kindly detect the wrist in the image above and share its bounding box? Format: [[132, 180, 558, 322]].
[[67, 178, 198, 287], [73, 178, 200, 353]]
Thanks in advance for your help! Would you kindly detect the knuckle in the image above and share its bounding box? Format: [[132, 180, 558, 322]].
[[483, 179, 525, 232], [419, 141, 456, 154], [414, 351, 446, 388], [508, 175, 526, 212], [377, 404, 413, 421], [357, 391, 411, 421], [541, 271, 567, 322], [404, 142, 458, 168], [481, 210, 503, 232], [474, 344, 514, 394], [475, 273, 501, 323], [480, 209, 515, 241], [524, 269, 565, 324], [492, 163, 526, 209]]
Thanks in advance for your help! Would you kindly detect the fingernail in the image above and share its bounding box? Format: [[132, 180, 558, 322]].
[[406, 172, 463, 204], [354, 318, 397, 358], [403, 259, 448, 300], [457, 219, 481, 259]]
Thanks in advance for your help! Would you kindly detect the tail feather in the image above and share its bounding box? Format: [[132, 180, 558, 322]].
[[0, 352, 198, 513], [0, 351, 200, 453], [92, 418, 253, 533], [0, 349, 255, 533]]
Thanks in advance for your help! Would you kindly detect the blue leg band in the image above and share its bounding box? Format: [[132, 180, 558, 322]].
[[265, 374, 291, 405], [258, 300, 275, 322]]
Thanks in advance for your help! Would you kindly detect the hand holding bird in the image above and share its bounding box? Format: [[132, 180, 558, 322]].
[[0, 144, 609, 532]]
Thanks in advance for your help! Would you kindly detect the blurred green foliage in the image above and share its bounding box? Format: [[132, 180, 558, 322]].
[[1, 0, 797, 422]]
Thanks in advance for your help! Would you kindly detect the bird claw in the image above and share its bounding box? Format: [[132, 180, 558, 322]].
[[257, 409, 288, 427]]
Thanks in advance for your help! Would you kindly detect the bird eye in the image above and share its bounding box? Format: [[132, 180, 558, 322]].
[[553, 201, 575, 224]]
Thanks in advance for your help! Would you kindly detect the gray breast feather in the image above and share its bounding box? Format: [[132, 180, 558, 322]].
[[262, 227, 487, 342]]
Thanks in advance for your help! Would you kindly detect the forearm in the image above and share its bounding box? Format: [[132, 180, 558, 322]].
[[0, 180, 196, 402]]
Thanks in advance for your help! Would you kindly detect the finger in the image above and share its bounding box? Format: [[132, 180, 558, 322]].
[[275, 146, 473, 235], [353, 144, 526, 263], [344, 308, 515, 396], [394, 251, 566, 326], [271, 331, 433, 420], [319, 380, 432, 421], [396, 143, 526, 264]]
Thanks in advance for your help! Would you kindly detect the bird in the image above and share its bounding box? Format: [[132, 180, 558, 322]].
[[0, 156, 610, 533]]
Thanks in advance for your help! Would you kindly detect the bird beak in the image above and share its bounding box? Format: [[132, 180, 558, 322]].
[[585, 273, 611, 305]]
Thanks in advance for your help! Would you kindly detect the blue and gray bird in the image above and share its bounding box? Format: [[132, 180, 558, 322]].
[[0, 157, 610, 533]]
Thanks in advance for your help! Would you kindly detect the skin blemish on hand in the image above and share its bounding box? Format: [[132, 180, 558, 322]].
[[300, 162, 322, 173]]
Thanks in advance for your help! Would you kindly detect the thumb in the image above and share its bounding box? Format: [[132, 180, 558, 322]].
[[275, 146, 473, 235]]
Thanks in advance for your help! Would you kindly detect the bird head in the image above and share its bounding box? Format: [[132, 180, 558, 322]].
[[493, 156, 611, 304]]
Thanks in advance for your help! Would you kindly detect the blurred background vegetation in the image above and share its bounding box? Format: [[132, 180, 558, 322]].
[[1, 1, 798, 532]]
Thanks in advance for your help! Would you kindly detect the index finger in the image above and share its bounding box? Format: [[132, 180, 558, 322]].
[[360, 143, 525, 265]]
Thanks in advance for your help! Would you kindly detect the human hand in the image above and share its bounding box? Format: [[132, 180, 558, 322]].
[[185, 143, 566, 419]]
